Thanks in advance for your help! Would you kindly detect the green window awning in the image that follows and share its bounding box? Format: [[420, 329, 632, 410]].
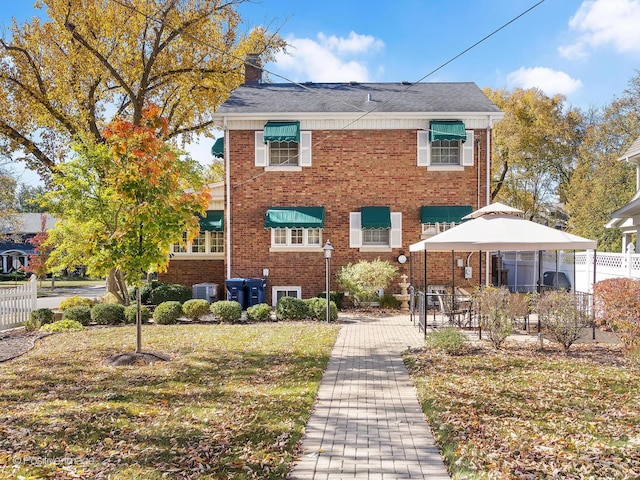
[[264, 206, 324, 228], [361, 206, 391, 229], [211, 137, 224, 158], [421, 205, 472, 224], [429, 121, 467, 142], [263, 121, 300, 143], [199, 210, 224, 232]]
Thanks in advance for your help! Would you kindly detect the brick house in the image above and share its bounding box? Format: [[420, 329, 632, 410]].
[[158, 181, 226, 290], [166, 59, 503, 305]]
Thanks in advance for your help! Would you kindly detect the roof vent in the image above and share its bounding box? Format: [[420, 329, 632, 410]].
[[366, 93, 372, 102]]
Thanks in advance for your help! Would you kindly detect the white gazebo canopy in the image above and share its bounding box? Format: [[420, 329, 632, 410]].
[[410, 203, 597, 253]]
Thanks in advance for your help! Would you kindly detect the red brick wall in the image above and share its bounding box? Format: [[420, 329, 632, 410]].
[[159, 259, 225, 296], [228, 128, 490, 303]]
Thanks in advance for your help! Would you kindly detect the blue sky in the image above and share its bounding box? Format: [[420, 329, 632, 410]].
[[236, 0, 640, 110], [3, 0, 640, 184]]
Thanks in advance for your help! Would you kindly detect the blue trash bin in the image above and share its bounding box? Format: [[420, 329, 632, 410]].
[[225, 278, 246, 309], [245, 278, 267, 307]]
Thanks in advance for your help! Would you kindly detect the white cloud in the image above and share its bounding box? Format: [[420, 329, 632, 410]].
[[560, 0, 640, 59], [317, 31, 384, 55], [506, 67, 583, 96], [271, 32, 384, 83]]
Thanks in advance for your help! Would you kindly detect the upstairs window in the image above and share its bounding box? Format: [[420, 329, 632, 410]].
[[417, 121, 474, 168], [255, 121, 312, 168], [350, 206, 402, 251]]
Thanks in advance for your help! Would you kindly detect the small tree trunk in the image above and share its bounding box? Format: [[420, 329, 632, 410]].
[[136, 286, 142, 353], [106, 268, 130, 305]]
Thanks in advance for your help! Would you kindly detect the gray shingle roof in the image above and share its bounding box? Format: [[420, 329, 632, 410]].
[[216, 82, 502, 115], [619, 135, 640, 163]]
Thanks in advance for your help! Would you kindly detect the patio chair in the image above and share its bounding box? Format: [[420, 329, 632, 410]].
[[434, 290, 470, 327]]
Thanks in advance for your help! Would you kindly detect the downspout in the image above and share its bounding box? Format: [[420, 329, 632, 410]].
[[485, 116, 493, 286], [224, 117, 231, 280], [486, 116, 492, 207]]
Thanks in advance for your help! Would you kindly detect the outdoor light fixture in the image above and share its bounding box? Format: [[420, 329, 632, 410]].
[[322, 241, 334, 323]]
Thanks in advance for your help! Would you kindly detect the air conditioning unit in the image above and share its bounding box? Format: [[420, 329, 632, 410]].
[[192, 282, 218, 303]]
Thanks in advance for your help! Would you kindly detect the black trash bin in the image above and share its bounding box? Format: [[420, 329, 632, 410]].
[[542, 271, 571, 291], [245, 278, 267, 307], [225, 278, 246, 309]]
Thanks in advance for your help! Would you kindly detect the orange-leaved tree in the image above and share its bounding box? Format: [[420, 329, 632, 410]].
[[45, 105, 210, 353]]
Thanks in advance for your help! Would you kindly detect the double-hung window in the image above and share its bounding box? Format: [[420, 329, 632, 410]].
[[420, 205, 472, 238], [417, 121, 474, 168], [266, 207, 324, 251], [271, 227, 322, 247], [170, 210, 224, 256], [255, 121, 312, 168], [350, 206, 402, 251]]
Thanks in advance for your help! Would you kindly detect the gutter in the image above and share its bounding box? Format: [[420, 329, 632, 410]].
[[224, 116, 231, 280]]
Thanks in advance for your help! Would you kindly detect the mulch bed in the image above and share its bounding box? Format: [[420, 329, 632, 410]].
[[0, 329, 51, 362]]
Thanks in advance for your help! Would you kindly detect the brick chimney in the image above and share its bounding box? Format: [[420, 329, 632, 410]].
[[244, 53, 262, 85]]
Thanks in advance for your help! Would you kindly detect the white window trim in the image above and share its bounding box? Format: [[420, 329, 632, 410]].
[[255, 130, 312, 168], [272, 286, 302, 307], [265, 166, 303, 172], [417, 129, 474, 169], [349, 211, 402, 252], [421, 222, 458, 239], [171, 231, 224, 258], [269, 227, 323, 251]]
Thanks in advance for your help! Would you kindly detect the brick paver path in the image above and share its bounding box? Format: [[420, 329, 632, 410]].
[[289, 313, 450, 479]]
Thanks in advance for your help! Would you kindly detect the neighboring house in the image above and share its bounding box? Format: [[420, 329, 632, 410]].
[[183, 57, 504, 306], [607, 135, 640, 252], [158, 181, 226, 288], [0, 213, 56, 274]]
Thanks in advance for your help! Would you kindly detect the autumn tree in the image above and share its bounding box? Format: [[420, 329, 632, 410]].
[[483, 88, 584, 221], [0, 0, 285, 180], [25, 215, 52, 284], [44, 105, 210, 352], [0, 159, 18, 238], [565, 69, 640, 251]]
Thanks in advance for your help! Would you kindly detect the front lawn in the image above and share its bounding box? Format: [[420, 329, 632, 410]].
[[405, 343, 640, 479], [0, 323, 340, 479]]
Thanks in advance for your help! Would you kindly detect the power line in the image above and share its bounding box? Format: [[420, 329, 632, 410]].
[[107, 0, 546, 189]]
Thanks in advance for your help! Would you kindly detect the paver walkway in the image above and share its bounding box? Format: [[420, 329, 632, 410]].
[[289, 313, 450, 479]]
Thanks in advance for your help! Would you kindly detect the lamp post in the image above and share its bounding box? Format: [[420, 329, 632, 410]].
[[322, 241, 334, 323]]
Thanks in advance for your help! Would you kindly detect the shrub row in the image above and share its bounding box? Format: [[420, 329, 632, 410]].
[[29, 292, 341, 331], [275, 296, 338, 322]]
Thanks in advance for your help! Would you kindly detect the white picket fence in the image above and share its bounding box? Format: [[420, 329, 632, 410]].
[[0, 275, 37, 331]]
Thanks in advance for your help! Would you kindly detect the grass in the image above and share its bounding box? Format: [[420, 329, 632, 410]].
[[405, 343, 640, 479], [0, 322, 340, 479]]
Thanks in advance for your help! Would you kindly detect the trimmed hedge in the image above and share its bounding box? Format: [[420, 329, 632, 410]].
[[276, 297, 309, 321], [123, 304, 151, 324], [30, 308, 54, 325], [246, 303, 272, 322], [305, 297, 338, 322], [153, 301, 183, 325], [91, 303, 125, 325], [210, 300, 242, 323], [182, 299, 211, 321], [58, 296, 95, 311], [62, 305, 92, 325], [41, 319, 84, 332], [149, 283, 191, 305], [317, 291, 345, 310]]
